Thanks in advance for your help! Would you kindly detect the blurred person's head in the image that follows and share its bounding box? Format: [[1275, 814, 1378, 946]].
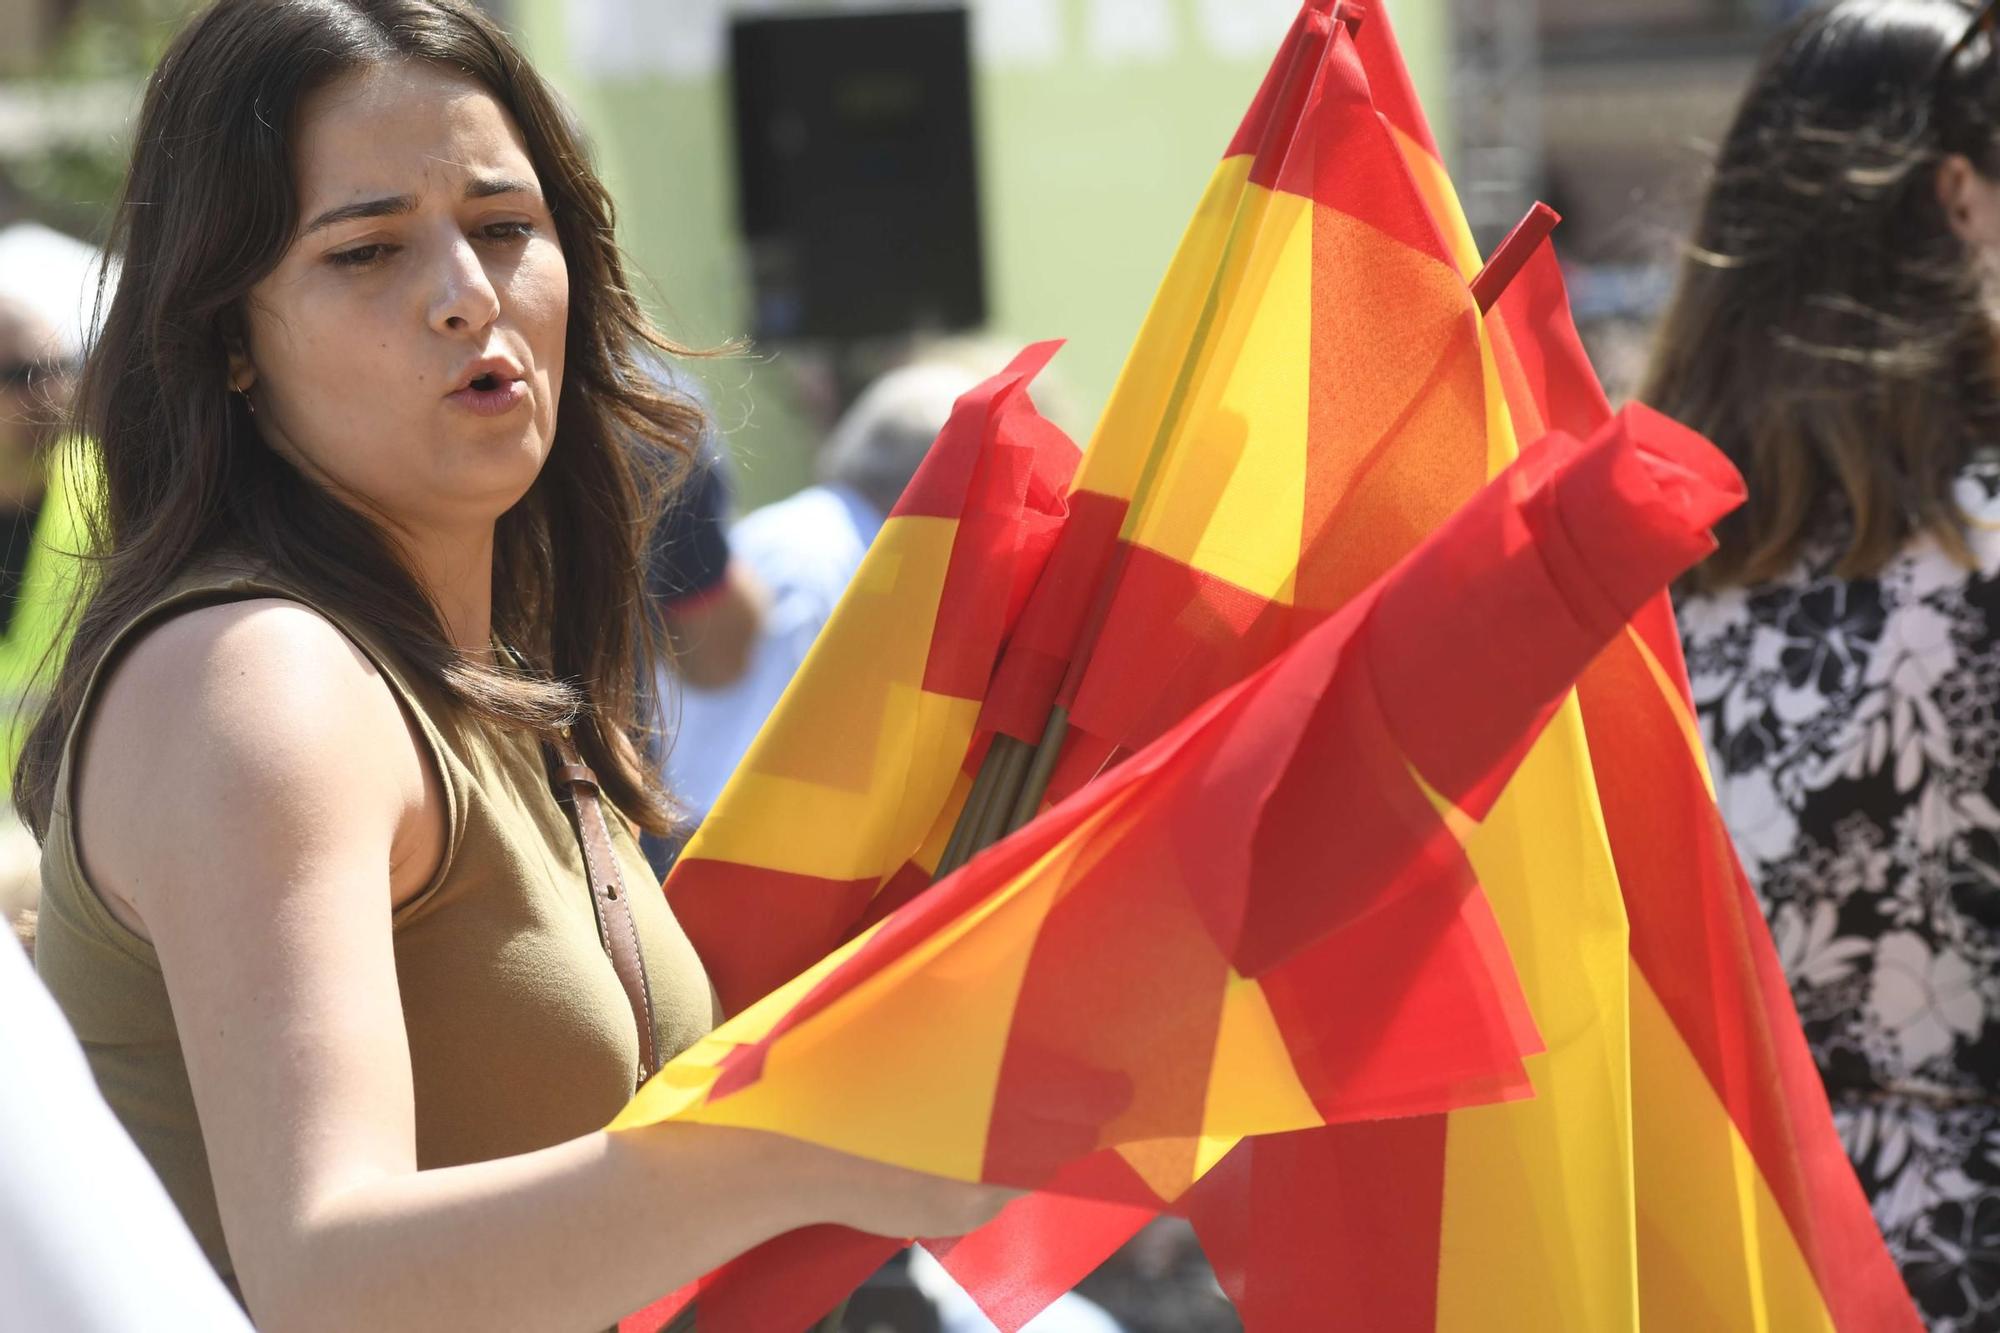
[[819, 362, 983, 515], [818, 340, 1055, 515], [16, 0, 707, 836], [0, 298, 67, 508], [1646, 0, 2000, 592]]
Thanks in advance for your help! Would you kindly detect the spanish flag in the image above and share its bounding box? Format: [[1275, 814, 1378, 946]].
[[619, 397, 1738, 1332], [621, 3, 1915, 1329]]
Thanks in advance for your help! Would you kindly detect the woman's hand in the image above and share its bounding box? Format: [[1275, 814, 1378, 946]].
[[793, 1144, 1024, 1240], [666, 1126, 1023, 1240]]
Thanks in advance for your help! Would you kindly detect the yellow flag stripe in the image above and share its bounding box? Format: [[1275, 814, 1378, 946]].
[[1198, 969, 1327, 1172], [692, 514, 982, 880], [1629, 970, 1838, 1332], [1129, 187, 1312, 600], [1435, 696, 1638, 1330]]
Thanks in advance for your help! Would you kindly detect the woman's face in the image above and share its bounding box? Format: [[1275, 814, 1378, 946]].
[[231, 61, 568, 540]]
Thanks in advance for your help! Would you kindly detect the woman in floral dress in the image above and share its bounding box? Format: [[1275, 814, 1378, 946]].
[[1661, 1, 2000, 1325]]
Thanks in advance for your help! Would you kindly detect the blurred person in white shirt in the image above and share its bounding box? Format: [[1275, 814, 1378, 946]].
[[0, 932, 252, 1331]]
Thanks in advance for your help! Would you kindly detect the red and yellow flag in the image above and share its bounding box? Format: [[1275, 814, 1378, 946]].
[[622, 3, 1915, 1330], [620, 399, 1737, 1333], [665, 341, 1076, 1016]]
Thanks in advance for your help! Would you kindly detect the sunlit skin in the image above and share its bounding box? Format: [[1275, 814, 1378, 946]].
[[228, 61, 567, 654]]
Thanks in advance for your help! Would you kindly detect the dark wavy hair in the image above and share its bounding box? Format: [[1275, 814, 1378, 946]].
[[1646, 0, 2000, 591], [13, 0, 703, 836]]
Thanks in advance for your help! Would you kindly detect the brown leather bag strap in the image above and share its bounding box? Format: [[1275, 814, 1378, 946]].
[[549, 729, 660, 1085]]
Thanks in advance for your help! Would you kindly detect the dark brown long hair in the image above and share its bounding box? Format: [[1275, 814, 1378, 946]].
[[1646, 0, 2000, 592], [14, 0, 702, 836]]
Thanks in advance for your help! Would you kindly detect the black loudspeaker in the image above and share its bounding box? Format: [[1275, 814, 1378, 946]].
[[729, 6, 986, 341]]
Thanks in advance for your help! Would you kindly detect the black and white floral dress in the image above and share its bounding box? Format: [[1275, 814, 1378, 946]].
[[1679, 457, 2000, 1331]]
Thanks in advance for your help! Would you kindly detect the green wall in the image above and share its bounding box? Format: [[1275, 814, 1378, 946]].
[[514, 0, 1450, 508]]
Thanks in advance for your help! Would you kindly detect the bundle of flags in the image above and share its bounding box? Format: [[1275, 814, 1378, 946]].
[[617, 3, 1921, 1329]]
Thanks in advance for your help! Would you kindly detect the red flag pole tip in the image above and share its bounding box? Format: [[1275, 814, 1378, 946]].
[[1470, 201, 1561, 315]]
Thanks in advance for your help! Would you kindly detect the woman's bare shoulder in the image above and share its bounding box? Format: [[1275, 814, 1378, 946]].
[[74, 598, 425, 927], [88, 597, 404, 764]]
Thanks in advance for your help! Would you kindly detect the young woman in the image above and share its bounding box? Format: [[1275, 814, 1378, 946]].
[[1660, 2, 2000, 1324], [21, 1, 1011, 1328]]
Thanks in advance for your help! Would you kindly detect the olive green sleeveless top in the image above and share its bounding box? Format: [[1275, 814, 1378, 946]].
[[33, 563, 716, 1280]]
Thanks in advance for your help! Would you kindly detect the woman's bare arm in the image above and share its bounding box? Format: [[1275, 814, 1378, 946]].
[[75, 600, 1007, 1333]]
